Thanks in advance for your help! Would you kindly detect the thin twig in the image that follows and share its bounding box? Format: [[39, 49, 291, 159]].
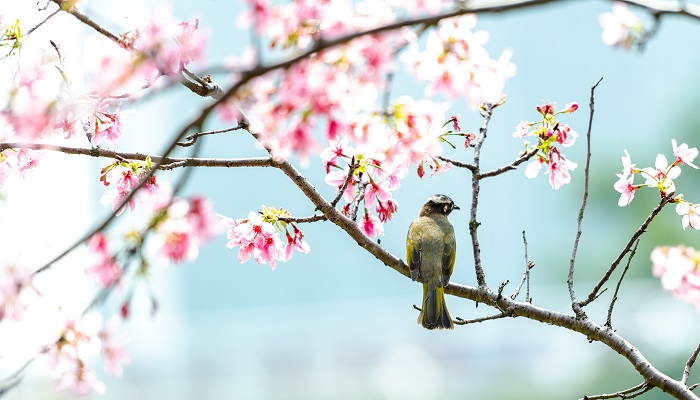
[[579, 194, 673, 307], [581, 382, 653, 400], [568, 77, 602, 318], [683, 342, 700, 385], [330, 159, 356, 208], [478, 148, 538, 179], [454, 311, 512, 325], [176, 124, 246, 147], [437, 155, 476, 171], [350, 181, 368, 222], [605, 240, 639, 329], [278, 215, 327, 223], [511, 230, 533, 301]]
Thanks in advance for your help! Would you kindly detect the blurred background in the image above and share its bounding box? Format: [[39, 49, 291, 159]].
[[3, 0, 700, 399]]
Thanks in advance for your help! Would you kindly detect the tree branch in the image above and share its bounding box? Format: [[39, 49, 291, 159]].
[[0, 142, 275, 169], [581, 382, 653, 400]]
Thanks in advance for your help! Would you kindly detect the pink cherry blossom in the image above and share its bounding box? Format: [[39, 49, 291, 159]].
[[672, 139, 699, 169], [283, 225, 310, 261], [0, 263, 36, 321], [99, 317, 131, 376], [555, 124, 577, 148], [614, 174, 637, 207], [187, 196, 220, 241], [54, 361, 106, 396], [155, 220, 199, 263], [15, 148, 41, 178], [90, 101, 125, 146], [651, 245, 700, 310], [220, 211, 290, 269], [87, 233, 121, 287], [513, 121, 530, 139], [376, 199, 398, 222], [563, 102, 579, 114], [546, 148, 577, 190], [360, 211, 384, 238], [676, 202, 700, 230]]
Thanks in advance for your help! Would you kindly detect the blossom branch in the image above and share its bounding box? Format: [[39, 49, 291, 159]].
[[569, 77, 603, 317], [579, 193, 673, 307], [0, 142, 275, 169], [261, 134, 698, 399], [580, 382, 653, 400]]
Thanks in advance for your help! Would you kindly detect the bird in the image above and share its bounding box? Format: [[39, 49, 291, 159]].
[[406, 194, 459, 330]]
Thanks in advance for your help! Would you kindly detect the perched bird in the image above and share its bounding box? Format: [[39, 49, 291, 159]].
[[406, 194, 459, 330]]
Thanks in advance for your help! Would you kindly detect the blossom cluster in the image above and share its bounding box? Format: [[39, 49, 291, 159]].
[[651, 245, 700, 310], [47, 312, 130, 396], [99, 157, 160, 216], [0, 148, 41, 189], [321, 102, 470, 237], [513, 102, 579, 190], [220, 205, 310, 269], [0, 5, 204, 151], [401, 14, 516, 108], [614, 140, 699, 230], [149, 195, 221, 264]]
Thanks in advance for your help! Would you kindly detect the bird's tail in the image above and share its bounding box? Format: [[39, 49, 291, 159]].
[[419, 282, 454, 330]]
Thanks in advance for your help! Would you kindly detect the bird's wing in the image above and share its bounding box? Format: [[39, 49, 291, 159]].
[[441, 232, 456, 287], [406, 221, 422, 282]]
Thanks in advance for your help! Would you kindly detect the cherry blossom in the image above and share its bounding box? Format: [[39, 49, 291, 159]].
[[100, 317, 131, 376], [0, 262, 36, 321], [515, 101, 579, 189], [598, 2, 646, 49], [641, 154, 680, 195], [220, 207, 308, 269], [620, 149, 636, 177], [360, 211, 384, 238], [54, 361, 106, 396], [614, 173, 638, 207], [672, 139, 699, 169], [676, 202, 700, 230], [86, 233, 122, 288]]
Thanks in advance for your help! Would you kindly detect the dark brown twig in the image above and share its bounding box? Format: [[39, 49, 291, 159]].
[[579, 194, 673, 307], [581, 382, 653, 399], [568, 77, 602, 318], [605, 240, 638, 329], [511, 231, 533, 301]]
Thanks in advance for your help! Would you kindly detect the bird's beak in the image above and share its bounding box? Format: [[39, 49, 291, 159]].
[[453, 205, 460, 210]]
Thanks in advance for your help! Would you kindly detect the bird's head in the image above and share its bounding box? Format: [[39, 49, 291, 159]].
[[420, 194, 460, 216]]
